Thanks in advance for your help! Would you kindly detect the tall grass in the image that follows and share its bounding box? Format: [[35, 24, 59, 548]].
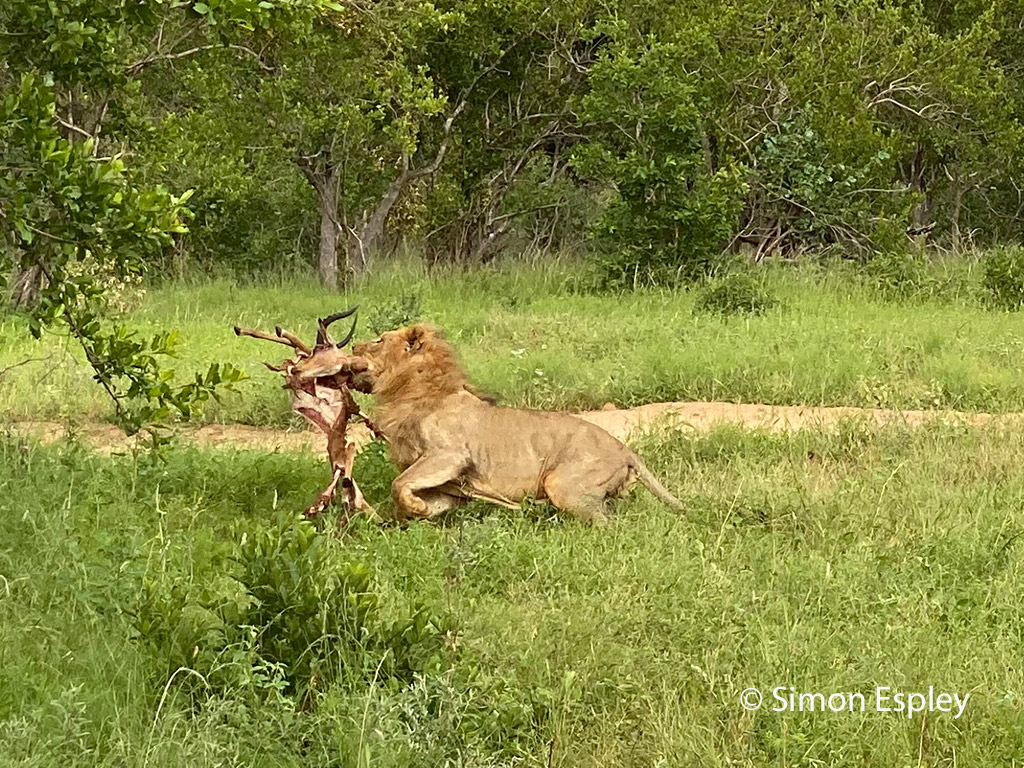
[[2, 256, 1023, 425], [2, 421, 1023, 765]]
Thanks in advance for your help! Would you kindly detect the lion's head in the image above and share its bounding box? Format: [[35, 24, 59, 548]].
[[351, 324, 470, 403]]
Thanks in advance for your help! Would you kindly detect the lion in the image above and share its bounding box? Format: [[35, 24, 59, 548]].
[[298, 324, 684, 524]]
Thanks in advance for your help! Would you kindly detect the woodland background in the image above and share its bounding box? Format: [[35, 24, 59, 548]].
[[4, 0, 1022, 295]]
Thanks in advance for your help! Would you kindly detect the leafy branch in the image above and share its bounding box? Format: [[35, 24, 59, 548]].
[[2, 73, 245, 444]]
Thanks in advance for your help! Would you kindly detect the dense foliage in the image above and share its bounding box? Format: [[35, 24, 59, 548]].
[[4, 0, 1022, 291], [0, 0, 288, 436], [135, 512, 447, 705], [982, 245, 1024, 311]]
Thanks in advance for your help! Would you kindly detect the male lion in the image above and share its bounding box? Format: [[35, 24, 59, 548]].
[[301, 324, 684, 524]]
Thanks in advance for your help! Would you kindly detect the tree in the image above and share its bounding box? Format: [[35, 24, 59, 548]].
[[573, 0, 1024, 281], [419, 0, 598, 264], [247, 2, 465, 286], [571, 0, 748, 284], [207, 0, 599, 284], [0, 0, 326, 437], [9, 0, 1022, 300]]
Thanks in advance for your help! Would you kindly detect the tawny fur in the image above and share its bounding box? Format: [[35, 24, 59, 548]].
[[349, 324, 684, 524]]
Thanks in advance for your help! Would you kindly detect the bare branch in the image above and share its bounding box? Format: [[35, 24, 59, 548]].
[[126, 44, 272, 74], [0, 357, 44, 381], [27, 225, 76, 244], [869, 96, 946, 120], [490, 202, 564, 225], [402, 56, 512, 183], [54, 115, 94, 141]]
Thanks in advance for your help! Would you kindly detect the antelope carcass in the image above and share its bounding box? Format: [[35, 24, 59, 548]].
[[233, 307, 381, 526]]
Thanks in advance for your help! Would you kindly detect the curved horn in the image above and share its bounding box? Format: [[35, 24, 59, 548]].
[[316, 305, 359, 348], [315, 321, 331, 348], [334, 315, 358, 348], [321, 305, 359, 325]]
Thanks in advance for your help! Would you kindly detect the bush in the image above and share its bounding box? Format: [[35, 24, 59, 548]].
[[864, 250, 932, 301], [133, 515, 446, 705], [574, 32, 747, 289], [590, 165, 746, 289], [694, 273, 777, 316], [749, 114, 912, 259], [366, 292, 423, 334], [982, 246, 1024, 310]]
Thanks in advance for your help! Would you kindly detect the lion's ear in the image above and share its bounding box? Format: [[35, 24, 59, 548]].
[[405, 324, 432, 352]]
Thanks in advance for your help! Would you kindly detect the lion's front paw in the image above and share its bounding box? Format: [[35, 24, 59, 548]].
[[396, 487, 428, 517]]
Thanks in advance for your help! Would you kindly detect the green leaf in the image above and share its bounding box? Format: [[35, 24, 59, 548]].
[[13, 220, 34, 244]]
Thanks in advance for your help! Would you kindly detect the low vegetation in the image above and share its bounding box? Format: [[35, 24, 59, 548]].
[[693, 272, 779, 317], [982, 246, 1024, 311], [2, 421, 1023, 766]]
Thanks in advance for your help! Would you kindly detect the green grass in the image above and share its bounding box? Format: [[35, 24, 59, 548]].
[[3, 256, 1024, 425], [2, 422, 1024, 766], [3, 257, 1024, 764]]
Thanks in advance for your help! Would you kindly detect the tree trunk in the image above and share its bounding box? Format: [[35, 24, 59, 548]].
[[317, 173, 340, 289], [346, 163, 416, 276], [9, 265, 45, 308], [909, 143, 930, 247], [294, 154, 342, 289], [949, 168, 963, 253], [469, 219, 513, 264]]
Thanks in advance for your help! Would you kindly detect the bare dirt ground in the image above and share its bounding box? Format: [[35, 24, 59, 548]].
[[8, 401, 1017, 455]]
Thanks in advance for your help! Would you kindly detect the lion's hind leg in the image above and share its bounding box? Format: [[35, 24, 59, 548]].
[[542, 468, 616, 526]]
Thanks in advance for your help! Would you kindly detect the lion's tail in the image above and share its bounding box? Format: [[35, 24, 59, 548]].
[[631, 456, 685, 511]]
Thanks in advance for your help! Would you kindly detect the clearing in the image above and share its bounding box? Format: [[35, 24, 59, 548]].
[[9, 399, 1017, 454]]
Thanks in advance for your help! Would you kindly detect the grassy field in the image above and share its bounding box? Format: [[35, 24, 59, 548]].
[[4, 258, 1024, 766], [2, 422, 1023, 766], [3, 257, 1024, 425]]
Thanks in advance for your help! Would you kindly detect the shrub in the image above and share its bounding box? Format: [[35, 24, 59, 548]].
[[367, 292, 423, 334], [864, 250, 932, 301], [982, 246, 1024, 310], [231, 518, 377, 700], [573, 33, 747, 288], [133, 515, 446, 705], [694, 273, 777, 316], [589, 165, 746, 289], [750, 114, 912, 259]]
